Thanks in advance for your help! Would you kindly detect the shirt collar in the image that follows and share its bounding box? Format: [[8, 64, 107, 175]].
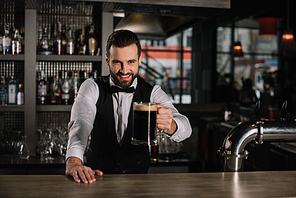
[[109, 75, 138, 89]]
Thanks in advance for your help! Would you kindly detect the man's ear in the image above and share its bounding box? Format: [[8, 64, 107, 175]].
[[106, 55, 110, 66], [139, 54, 142, 66]]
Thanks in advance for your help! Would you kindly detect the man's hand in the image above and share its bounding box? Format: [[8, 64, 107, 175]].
[[65, 156, 103, 184], [156, 103, 177, 135]]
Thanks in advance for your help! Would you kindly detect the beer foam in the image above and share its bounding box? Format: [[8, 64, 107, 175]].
[[133, 103, 157, 111]]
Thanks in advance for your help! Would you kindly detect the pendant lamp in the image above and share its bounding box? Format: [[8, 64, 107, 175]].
[[233, 41, 243, 57], [281, 0, 295, 50], [255, 17, 281, 36], [233, 22, 243, 57]]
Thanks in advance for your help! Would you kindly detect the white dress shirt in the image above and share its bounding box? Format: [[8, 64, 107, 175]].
[[66, 76, 192, 162]]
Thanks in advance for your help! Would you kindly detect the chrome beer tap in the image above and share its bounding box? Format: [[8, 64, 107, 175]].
[[219, 100, 296, 172]]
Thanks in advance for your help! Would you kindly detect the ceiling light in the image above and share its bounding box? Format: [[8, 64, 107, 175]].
[[233, 41, 243, 57], [281, 0, 295, 50], [254, 17, 281, 37]]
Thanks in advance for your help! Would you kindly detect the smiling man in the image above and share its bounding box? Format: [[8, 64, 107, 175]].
[[65, 30, 192, 183]]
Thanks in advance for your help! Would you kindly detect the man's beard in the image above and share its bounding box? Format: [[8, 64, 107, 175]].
[[110, 70, 138, 89]]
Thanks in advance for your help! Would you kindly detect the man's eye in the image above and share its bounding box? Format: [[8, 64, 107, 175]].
[[128, 61, 136, 64]]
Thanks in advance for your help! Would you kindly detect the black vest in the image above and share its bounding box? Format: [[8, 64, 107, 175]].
[[85, 75, 153, 174]]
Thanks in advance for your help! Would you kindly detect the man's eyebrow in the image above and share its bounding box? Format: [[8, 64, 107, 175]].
[[112, 59, 121, 63]]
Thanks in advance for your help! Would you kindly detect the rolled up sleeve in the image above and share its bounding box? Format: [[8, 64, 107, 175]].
[[151, 85, 192, 142]]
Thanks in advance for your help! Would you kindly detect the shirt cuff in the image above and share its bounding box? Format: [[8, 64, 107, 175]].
[[65, 147, 85, 163]]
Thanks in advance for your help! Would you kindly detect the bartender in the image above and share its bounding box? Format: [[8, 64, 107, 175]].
[[65, 29, 192, 183]]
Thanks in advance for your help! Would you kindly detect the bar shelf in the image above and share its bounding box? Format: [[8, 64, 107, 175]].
[[37, 55, 102, 62], [0, 105, 25, 112], [36, 105, 72, 112], [0, 55, 25, 61]]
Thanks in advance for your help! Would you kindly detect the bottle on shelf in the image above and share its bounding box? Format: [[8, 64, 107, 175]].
[[75, 29, 81, 55], [60, 71, 71, 105], [20, 24, 25, 54], [66, 24, 74, 55], [92, 70, 98, 79], [87, 24, 97, 56], [77, 28, 86, 55], [7, 76, 18, 105], [0, 23, 3, 54], [2, 22, 11, 55], [79, 70, 88, 86], [62, 24, 67, 55], [37, 70, 48, 105], [17, 83, 24, 105], [38, 27, 52, 55], [11, 28, 22, 55], [48, 76, 61, 105], [54, 21, 63, 55], [72, 70, 79, 102], [0, 76, 6, 105]]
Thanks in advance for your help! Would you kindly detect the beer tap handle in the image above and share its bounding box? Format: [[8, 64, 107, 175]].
[[254, 100, 261, 116], [281, 100, 288, 121], [250, 100, 261, 121]]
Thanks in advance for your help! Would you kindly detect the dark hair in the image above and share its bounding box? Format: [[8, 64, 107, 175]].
[[106, 29, 141, 59]]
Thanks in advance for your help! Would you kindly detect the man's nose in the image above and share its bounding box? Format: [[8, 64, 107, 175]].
[[120, 63, 129, 74]]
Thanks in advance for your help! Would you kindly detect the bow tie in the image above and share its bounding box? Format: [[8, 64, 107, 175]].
[[110, 86, 135, 93]]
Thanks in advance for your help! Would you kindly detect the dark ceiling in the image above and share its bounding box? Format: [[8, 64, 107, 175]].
[[106, 0, 295, 39]]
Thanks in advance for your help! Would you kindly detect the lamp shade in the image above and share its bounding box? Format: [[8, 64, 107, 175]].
[[254, 17, 281, 36], [233, 41, 244, 57], [281, 29, 295, 50]]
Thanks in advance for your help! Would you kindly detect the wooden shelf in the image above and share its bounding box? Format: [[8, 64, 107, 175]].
[[36, 105, 72, 112], [0, 105, 25, 112], [37, 55, 102, 62]]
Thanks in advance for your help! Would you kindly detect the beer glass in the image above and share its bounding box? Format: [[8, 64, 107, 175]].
[[131, 102, 157, 146]]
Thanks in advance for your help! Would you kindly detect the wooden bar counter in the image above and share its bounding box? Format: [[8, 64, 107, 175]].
[[1, 171, 296, 197]]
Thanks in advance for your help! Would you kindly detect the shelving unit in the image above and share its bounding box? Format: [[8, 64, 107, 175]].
[[1, 0, 113, 156]]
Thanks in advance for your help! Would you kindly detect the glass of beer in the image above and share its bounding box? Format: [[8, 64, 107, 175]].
[[131, 102, 157, 146]]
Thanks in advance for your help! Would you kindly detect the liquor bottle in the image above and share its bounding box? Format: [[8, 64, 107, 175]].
[[0, 23, 3, 54], [2, 22, 11, 55], [88, 24, 97, 56], [79, 70, 88, 86], [38, 27, 52, 55], [17, 84, 24, 105], [66, 24, 74, 55], [48, 76, 60, 104], [92, 70, 98, 79], [54, 21, 63, 55], [37, 70, 47, 105], [78, 28, 86, 55], [62, 24, 67, 55], [75, 29, 81, 55], [72, 70, 79, 102], [7, 76, 18, 105], [60, 71, 71, 105], [20, 24, 25, 54], [0, 76, 6, 105], [11, 29, 22, 55]]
